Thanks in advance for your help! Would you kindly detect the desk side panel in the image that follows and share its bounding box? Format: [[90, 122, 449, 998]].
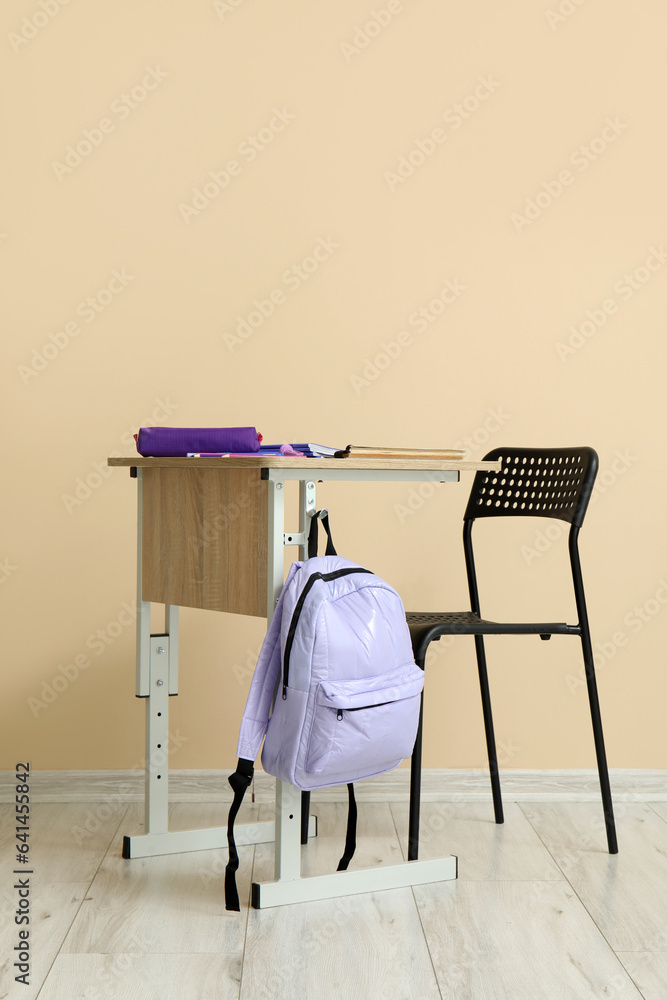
[[141, 468, 267, 617]]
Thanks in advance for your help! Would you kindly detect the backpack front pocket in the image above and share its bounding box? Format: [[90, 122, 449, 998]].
[[304, 664, 424, 777]]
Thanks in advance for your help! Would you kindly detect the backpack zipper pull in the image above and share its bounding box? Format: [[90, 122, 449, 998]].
[[282, 684, 287, 700], [337, 709, 343, 721]]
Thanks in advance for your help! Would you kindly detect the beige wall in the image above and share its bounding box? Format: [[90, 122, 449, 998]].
[[3, 1, 666, 772]]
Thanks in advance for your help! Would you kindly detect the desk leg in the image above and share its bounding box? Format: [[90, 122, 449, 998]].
[[124, 614, 294, 858], [144, 635, 170, 834], [165, 605, 179, 695], [266, 481, 304, 886], [298, 480, 317, 846], [122, 471, 287, 860], [251, 473, 457, 908], [274, 781, 303, 882], [251, 479, 319, 902]]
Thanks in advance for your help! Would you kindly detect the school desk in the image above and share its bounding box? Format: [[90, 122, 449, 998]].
[[108, 454, 499, 907]]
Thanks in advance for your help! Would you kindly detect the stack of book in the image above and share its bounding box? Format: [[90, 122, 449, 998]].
[[286, 443, 340, 457], [334, 445, 466, 459], [186, 443, 467, 460], [259, 443, 466, 459], [255, 443, 340, 457]]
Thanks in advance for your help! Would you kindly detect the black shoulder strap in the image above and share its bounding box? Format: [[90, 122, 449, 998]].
[[227, 768, 357, 907], [336, 783, 357, 871], [307, 509, 337, 558], [225, 758, 254, 911]]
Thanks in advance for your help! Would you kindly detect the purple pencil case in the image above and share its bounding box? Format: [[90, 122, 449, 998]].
[[135, 426, 262, 457]]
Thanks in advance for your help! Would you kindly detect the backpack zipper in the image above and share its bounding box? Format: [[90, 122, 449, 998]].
[[336, 700, 393, 720], [282, 567, 372, 699]]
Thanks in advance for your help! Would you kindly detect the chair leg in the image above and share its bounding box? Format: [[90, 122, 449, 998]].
[[408, 687, 425, 861], [300, 791, 311, 845], [580, 631, 618, 854], [473, 635, 504, 824]]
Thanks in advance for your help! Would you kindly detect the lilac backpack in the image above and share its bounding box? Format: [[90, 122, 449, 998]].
[[225, 512, 424, 909]]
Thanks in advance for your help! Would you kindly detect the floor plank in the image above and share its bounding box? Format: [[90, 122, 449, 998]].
[[616, 951, 667, 1000], [241, 889, 442, 1000], [285, 799, 405, 877], [60, 803, 254, 958], [520, 801, 667, 951], [414, 880, 644, 999], [242, 802, 441, 1000], [37, 953, 241, 1000], [647, 801, 667, 823], [3, 787, 666, 999], [0, 802, 128, 883], [0, 882, 88, 1000], [390, 801, 564, 881]]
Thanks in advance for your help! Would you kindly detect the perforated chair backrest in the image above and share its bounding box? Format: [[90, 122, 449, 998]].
[[464, 447, 598, 527]]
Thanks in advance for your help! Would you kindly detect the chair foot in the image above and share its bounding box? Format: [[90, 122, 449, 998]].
[[487, 756, 504, 825], [604, 812, 618, 854]]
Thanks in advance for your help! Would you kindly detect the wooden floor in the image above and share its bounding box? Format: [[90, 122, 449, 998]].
[[2, 791, 667, 999]]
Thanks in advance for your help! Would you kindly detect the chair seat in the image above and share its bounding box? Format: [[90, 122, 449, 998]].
[[406, 610, 580, 643]]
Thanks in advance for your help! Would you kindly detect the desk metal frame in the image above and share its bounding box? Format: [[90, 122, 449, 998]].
[[114, 458, 492, 907]]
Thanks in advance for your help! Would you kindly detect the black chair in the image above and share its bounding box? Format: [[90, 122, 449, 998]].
[[406, 446, 617, 859]]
